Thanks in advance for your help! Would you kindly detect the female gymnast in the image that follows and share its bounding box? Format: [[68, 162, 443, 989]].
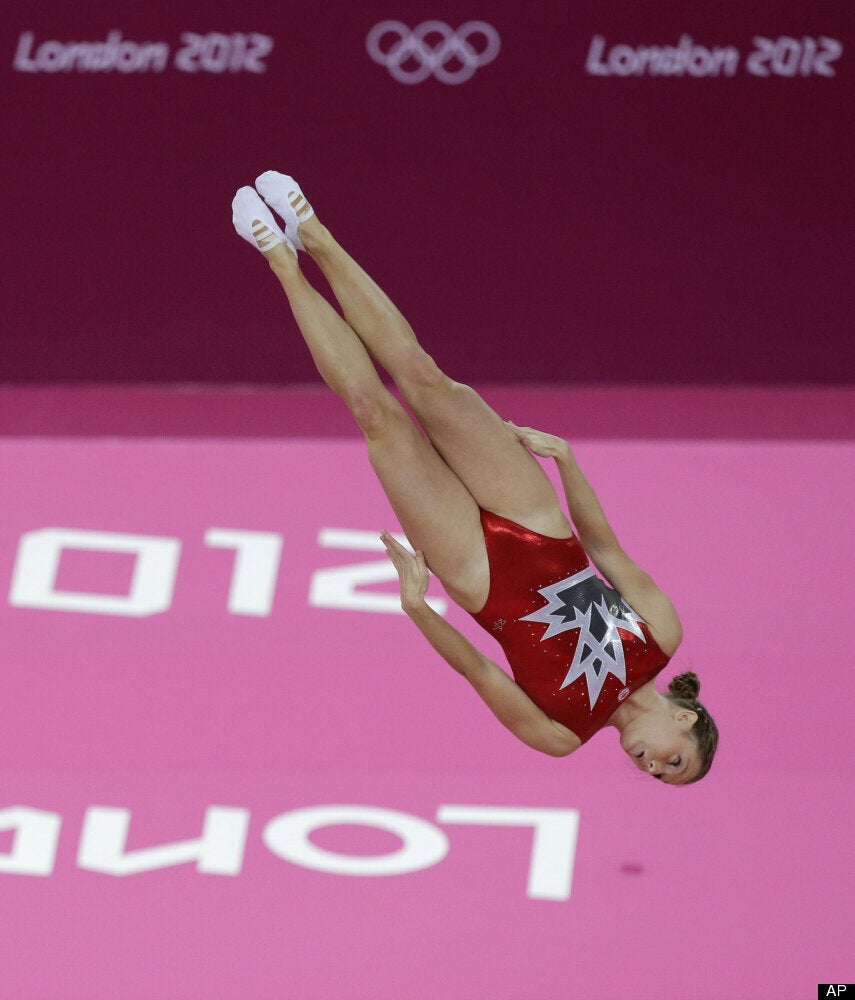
[[232, 172, 718, 784]]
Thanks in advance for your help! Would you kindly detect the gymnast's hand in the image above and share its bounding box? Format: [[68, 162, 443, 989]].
[[380, 531, 430, 612], [506, 421, 570, 460]]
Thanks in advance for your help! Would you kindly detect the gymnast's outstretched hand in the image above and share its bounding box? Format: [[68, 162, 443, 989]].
[[380, 531, 430, 613], [505, 421, 570, 460]]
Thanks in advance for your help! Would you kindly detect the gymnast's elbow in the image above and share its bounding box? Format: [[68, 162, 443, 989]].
[[540, 742, 578, 758], [517, 724, 582, 758]]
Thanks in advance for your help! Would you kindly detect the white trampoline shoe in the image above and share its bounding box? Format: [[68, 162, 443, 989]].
[[231, 186, 296, 257], [255, 171, 315, 251]]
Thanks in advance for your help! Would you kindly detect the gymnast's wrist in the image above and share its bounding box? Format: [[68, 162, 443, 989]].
[[402, 595, 430, 618], [551, 438, 572, 462]]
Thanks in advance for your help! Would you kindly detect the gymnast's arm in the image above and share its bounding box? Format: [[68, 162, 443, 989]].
[[506, 423, 684, 657], [380, 532, 580, 757]]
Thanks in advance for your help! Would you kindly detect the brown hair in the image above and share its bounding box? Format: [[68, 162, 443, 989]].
[[666, 672, 719, 783]]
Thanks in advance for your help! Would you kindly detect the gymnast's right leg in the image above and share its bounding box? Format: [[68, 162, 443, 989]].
[[231, 187, 490, 612]]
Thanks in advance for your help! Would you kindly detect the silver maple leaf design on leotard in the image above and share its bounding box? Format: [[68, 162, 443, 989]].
[[520, 566, 646, 710]]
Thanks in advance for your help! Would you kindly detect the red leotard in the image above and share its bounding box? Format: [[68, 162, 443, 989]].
[[470, 509, 670, 744]]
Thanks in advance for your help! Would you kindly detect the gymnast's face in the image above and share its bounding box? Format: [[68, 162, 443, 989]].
[[621, 710, 700, 785]]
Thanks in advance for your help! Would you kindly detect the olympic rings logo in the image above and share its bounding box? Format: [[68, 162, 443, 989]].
[[366, 20, 501, 85]]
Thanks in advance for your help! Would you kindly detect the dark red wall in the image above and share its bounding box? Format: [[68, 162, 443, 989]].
[[2, 1, 851, 384]]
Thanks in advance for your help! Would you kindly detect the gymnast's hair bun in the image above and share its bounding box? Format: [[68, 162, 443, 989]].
[[668, 672, 701, 701]]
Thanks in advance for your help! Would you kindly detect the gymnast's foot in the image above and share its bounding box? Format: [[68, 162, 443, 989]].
[[231, 186, 296, 263], [255, 170, 324, 252]]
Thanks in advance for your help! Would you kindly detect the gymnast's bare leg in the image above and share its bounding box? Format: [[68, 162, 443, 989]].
[[262, 176, 573, 542], [232, 188, 490, 611]]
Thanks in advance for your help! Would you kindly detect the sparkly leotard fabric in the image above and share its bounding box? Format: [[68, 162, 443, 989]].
[[470, 509, 670, 744]]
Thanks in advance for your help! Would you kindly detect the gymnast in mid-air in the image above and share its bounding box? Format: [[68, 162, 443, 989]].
[[232, 172, 718, 784]]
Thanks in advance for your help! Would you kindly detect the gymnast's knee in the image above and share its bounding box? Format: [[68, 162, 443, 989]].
[[349, 389, 399, 440], [396, 345, 450, 392]]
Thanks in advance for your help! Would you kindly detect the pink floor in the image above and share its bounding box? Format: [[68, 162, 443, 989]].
[[1, 385, 852, 1000]]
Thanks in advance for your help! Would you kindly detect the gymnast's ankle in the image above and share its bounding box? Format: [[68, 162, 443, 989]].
[[299, 218, 333, 255], [265, 240, 300, 275]]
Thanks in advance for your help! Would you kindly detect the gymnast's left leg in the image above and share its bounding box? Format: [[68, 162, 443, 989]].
[[255, 171, 572, 540], [231, 186, 490, 610]]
